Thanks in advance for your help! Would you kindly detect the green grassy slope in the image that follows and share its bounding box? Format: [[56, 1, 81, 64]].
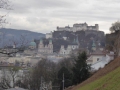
[[78, 66, 120, 90]]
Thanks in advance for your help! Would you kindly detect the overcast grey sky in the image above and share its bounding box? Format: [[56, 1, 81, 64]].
[[1, 0, 120, 34]]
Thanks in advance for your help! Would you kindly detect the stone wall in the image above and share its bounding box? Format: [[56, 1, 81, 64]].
[[57, 23, 99, 32]]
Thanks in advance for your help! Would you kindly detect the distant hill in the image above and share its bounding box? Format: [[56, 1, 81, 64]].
[[52, 30, 105, 51], [0, 28, 45, 47]]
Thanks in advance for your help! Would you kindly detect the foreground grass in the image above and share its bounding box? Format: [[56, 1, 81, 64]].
[[78, 66, 120, 90]]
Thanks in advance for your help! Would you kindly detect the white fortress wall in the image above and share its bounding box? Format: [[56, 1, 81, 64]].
[[57, 23, 99, 32], [46, 33, 52, 39]]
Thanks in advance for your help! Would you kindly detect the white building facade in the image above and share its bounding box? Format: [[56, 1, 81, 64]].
[[38, 40, 53, 54], [87, 51, 114, 71], [46, 32, 53, 39], [57, 22, 99, 32], [59, 45, 79, 55]]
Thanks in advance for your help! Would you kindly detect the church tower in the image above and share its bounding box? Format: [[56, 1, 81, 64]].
[[92, 40, 96, 51], [76, 35, 80, 47], [48, 40, 53, 54], [39, 39, 44, 48], [48, 40, 53, 49], [38, 39, 44, 53]]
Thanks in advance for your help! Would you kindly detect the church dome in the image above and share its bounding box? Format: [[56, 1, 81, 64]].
[[29, 41, 36, 46]]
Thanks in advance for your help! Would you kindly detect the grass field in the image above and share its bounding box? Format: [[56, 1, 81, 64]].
[[78, 66, 120, 90]]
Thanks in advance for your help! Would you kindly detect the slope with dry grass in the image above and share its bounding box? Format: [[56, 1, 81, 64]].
[[78, 64, 120, 90], [66, 57, 120, 90]]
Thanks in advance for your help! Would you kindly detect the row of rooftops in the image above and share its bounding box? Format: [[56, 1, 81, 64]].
[[28, 38, 79, 52], [29, 38, 104, 52]]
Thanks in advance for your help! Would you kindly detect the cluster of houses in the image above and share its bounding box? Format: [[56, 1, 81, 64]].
[[0, 22, 116, 90], [87, 49, 114, 71], [0, 22, 113, 71]]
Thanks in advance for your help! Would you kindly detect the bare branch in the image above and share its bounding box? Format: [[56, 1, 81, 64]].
[[110, 21, 120, 33], [0, 0, 11, 10], [0, 0, 12, 28]]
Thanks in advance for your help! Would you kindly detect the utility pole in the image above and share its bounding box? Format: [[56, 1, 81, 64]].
[[62, 73, 64, 90], [40, 76, 42, 90]]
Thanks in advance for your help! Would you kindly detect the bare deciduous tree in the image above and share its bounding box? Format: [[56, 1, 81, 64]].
[[0, 67, 20, 89], [109, 21, 120, 56], [0, 0, 11, 27], [8, 67, 20, 88], [0, 69, 11, 89], [0, 33, 30, 57], [0, 15, 7, 27], [20, 59, 57, 90], [19, 34, 30, 48], [0, 0, 10, 9], [110, 21, 120, 33]]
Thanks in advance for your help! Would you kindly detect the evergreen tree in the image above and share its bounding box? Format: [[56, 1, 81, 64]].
[[72, 51, 90, 84], [58, 66, 72, 90]]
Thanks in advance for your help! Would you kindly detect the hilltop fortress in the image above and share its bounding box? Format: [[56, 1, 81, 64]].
[[46, 22, 100, 39], [20, 22, 105, 63], [44, 22, 105, 55], [57, 22, 99, 32]]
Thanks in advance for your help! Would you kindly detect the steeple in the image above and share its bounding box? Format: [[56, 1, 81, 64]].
[[72, 35, 79, 45], [48, 39, 53, 50], [73, 38, 76, 44], [76, 35, 80, 46], [49, 39, 52, 44], [40, 39, 43, 44], [39, 39, 44, 49], [92, 40, 96, 51]]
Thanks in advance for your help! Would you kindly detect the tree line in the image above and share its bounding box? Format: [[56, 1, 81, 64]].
[[0, 51, 91, 90], [7, 51, 89, 90]]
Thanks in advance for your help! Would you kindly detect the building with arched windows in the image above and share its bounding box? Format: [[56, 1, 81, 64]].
[[38, 39, 53, 54]]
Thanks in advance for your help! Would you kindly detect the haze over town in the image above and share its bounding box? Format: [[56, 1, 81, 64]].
[[1, 0, 120, 90], [0, 0, 120, 33]]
